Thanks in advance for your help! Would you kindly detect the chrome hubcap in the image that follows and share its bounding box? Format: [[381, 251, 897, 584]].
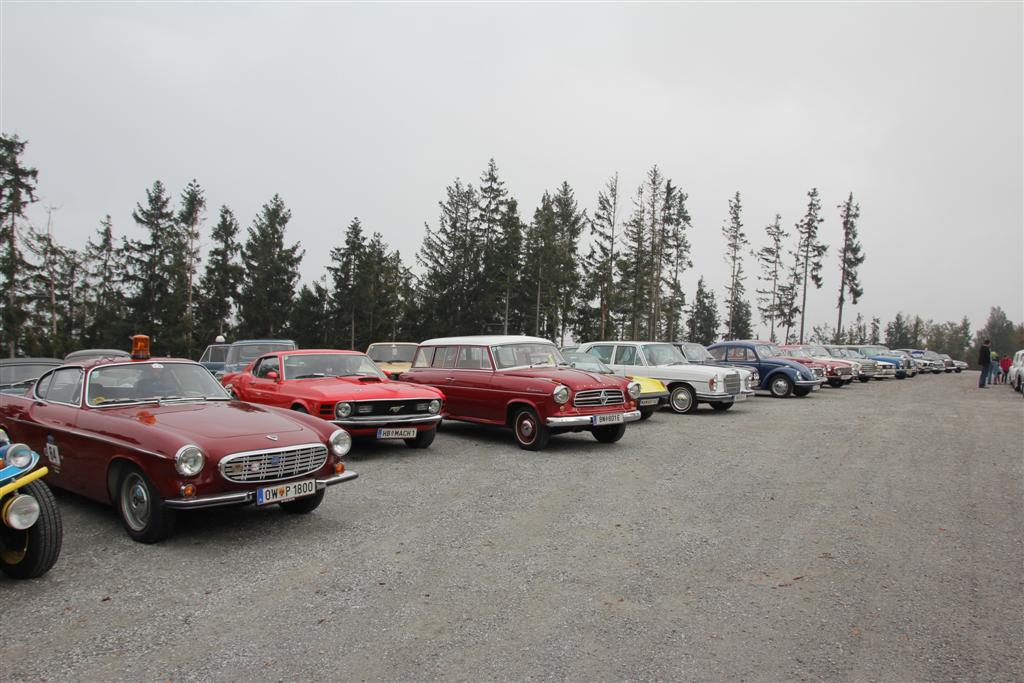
[[519, 417, 535, 441], [122, 474, 150, 531], [672, 390, 691, 412], [772, 378, 789, 395]]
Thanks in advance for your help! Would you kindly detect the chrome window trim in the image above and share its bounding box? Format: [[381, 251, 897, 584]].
[[32, 366, 85, 407]]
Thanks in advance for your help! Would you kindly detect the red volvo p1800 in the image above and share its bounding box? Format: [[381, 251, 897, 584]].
[[0, 337, 357, 543], [220, 349, 445, 449]]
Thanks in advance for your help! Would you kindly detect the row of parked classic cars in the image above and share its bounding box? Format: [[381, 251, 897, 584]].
[[0, 333, 968, 579]]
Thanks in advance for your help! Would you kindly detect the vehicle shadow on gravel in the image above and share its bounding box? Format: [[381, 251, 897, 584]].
[[433, 420, 634, 455]]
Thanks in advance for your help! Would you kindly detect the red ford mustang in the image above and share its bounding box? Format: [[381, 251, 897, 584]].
[[220, 349, 445, 449], [0, 339, 357, 543]]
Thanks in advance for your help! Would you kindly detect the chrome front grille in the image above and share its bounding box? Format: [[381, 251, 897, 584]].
[[219, 444, 328, 483], [836, 367, 852, 376], [573, 389, 625, 407], [724, 373, 741, 395]]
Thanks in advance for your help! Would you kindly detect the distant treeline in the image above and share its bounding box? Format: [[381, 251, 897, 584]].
[[1, 135, 1019, 364]]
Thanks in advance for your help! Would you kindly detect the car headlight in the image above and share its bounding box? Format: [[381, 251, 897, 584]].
[[335, 402, 353, 418], [708, 375, 719, 391], [627, 381, 641, 399], [5, 443, 33, 469], [552, 385, 570, 404], [329, 429, 352, 457], [0, 428, 9, 444], [174, 445, 205, 477], [428, 399, 441, 414], [3, 494, 40, 530]]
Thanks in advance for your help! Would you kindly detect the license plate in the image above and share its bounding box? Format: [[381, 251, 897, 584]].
[[591, 413, 624, 425], [639, 398, 660, 406], [256, 478, 316, 506], [378, 427, 417, 439], [812, 384, 821, 391], [734, 393, 746, 401]]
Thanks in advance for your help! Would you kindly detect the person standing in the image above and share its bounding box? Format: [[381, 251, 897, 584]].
[[999, 353, 1012, 384], [990, 349, 1001, 384], [978, 339, 992, 387]]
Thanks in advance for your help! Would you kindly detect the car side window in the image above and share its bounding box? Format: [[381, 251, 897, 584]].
[[726, 347, 748, 362], [614, 345, 638, 365], [40, 368, 84, 405], [587, 345, 614, 363], [456, 346, 492, 370], [412, 347, 433, 368], [707, 347, 725, 361], [254, 356, 280, 378], [431, 346, 457, 369]]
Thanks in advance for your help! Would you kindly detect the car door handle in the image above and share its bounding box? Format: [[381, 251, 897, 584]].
[[444, 377, 455, 382]]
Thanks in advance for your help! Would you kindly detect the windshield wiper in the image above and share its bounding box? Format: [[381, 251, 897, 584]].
[[294, 373, 325, 379]]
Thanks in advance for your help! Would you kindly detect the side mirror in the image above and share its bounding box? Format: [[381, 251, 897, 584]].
[[266, 371, 279, 381]]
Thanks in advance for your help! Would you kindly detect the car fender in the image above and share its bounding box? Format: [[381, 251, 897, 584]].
[[105, 452, 169, 504], [503, 397, 544, 426]]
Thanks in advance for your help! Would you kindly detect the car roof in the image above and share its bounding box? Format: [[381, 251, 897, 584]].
[[66, 356, 197, 371], [267, 349, 361, 356], [419, 335, 552, 346], [0, 357, 62, 365], [230, 339, 296, 345], [366, 341, 418, 347], [64, 348, 129, 360]]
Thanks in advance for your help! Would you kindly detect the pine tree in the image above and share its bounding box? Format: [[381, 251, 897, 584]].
[[521, 192, 558, 338], [237, 195, 303, 338], [82, 215, 130, 348], [0, 134, 38, 356], [659, 183, 692, 341], [195, 206, 244, 343], [551, 182, 585, 345], [578, 173, 620, 340], [777, 244, 803, 344], [617, 184, 649, 340], [834, 192, 865, 342], [869, 317, 881, 344], [290, 281, 330, 348], [686, 276, 720, 345], [754, 214, 787, 342], [177, 180, 206, 357], [793, 188, 828, 343], [721, 192, 750, 340], [884, 313, 909, 348], [327, 218, 368, 348], [848, 312, 868, 344], [477, 159, 514, 332], [496, 198, 525, 335]]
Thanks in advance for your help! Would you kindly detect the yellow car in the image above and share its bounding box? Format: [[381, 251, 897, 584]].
[[563, 351, 669, 420], [366, 342, 419, 379]]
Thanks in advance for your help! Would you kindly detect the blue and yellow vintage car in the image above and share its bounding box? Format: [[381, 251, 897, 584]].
[[0, 429, 62, 578]]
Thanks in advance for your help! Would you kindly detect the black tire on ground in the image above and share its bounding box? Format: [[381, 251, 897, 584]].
[[769, 375, 793, 398], [668, 385, 697, 414], [639, 410, 655, 421], [513, 407, 550, 451], [843, 378, 854, 385], [827, 379, 844, 388], [710, 402, 733, 411], [117, 464, 176, 543], [592, 424, 626, 443], [0, 479, 63, 579], [859, 377, 871, 383], [793, 386, 812, 397], [955, 369, 962, 373], [404, 426, 436, 449], [280, 489, 325, 514]]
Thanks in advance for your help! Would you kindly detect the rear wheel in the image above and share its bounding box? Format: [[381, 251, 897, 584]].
[[668, 385, 697, 414], [0, 479, 63, 579], [592, 424, 626, 443], [404, 427, 436, 449], [827, 378, 844, 388], [513, 407, 550, 451], [769, 375, 793, 398], [280, 489, 325, 514], [117, 465, 176, 543], [710, 402, 733, 411]]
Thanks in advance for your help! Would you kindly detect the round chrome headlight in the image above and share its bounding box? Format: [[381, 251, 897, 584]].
[[335, 402, 352, 419], [174, 445, 205, 477], [627, 381, 641, 399], [5, 443, 33, 469], [552, 385, 570, 404], [329, 429, 352, 457], [3, 494, 40, 530], [428, 399, 441, 414]]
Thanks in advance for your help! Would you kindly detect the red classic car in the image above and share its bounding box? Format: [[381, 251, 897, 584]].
[[220, 349, 445, 448], [0, 338, 357, 543], [781, 344, 856, 387], [399, 335, 642, 451]]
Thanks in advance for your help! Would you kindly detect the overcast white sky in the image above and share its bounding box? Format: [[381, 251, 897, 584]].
[[2, 1, 1021, 338]]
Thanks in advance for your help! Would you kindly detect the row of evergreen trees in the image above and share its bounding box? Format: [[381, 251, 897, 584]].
[[4, 133, 999, 362]]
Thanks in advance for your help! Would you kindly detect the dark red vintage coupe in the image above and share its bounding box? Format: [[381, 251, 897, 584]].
[[0, 338, 357, 543], [400, 335, 642, 451], [220, 349, 445, 448]]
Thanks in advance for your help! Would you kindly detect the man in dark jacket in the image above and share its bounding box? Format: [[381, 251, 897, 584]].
[[978, 339, 992, 388]]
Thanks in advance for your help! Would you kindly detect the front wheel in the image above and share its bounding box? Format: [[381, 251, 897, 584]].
[[0, 479, 63, 579], [639, 410, 655, 421], [117, 465, 176, 543], [280, 489, 325, 514], [513, 407, 550, 451], [827, 378, 844, 388], [668, 385, 697, 414], [769, 375, 793, 398], [793, 386, 812, 397], [710, 401, 733, 411], [859, 377, 871, 383], [592, 424, 626, 443], [404, 427, 436, 449]]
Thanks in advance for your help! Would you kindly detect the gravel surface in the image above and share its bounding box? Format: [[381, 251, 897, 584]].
[[3, 372, 1022, 682]]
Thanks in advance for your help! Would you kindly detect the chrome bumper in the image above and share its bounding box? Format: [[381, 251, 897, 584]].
[[696, 391, 740, 402], [164, 470, 359, 509], [332, 414, 442, 428], [546, 410, 642, 427]]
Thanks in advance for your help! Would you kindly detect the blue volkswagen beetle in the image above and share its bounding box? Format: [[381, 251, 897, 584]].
[[707, 340, 821, 398], [0, 429, 62, 578]]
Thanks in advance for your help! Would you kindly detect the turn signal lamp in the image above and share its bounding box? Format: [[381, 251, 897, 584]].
[[334, 462, 346, 474], [180, 483, 196, 498], [131, 335, 151, 360]]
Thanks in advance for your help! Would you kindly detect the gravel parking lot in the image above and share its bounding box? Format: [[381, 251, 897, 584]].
[[3, 372, 1022, 682]]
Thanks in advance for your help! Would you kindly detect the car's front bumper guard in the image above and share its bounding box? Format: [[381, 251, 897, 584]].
[[695, 391, 744, 402], [164, 470, 359, 510], [332, 414, 442, 428], [0, 466, 48, 499], [546, 410, 642, 428]]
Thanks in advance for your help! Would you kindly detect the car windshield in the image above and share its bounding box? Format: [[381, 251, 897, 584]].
[[491, 343, 564, 369], [200, 345, 229, 363], [807, 345, 829, 356], [86, 362, 230, 406], [564, 352, 611, 374], [860, 346, 891, 355], [785, 348, 811, 358], [679, 343, 714, 362], [843, 349, 866, 359], [366, 344, 417, 363], [642, 344, 687, 365], [283, 353, 384, 379], [757, 344, 784, 358], [226, 343, 294, 366]]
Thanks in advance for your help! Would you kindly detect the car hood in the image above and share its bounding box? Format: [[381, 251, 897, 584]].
[[283, 376, 443, 400], [100, 400, 312, 440], [643, 363, 724, 379], [502, 367, 626, 390], [781, 356, 826, 368]]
